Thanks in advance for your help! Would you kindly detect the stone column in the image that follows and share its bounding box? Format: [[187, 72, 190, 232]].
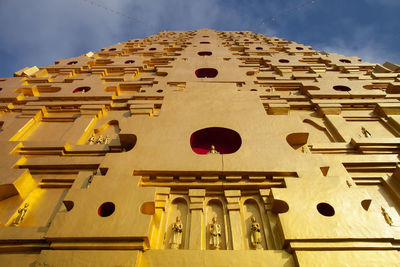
[[224, 190, 243, 250], [154, 187, 170, 249], [188, 189, 206, 250]]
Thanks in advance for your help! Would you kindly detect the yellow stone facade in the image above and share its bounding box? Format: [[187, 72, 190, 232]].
[[0, 29, 400, 266]]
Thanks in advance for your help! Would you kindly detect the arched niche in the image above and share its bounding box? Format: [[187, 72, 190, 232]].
[[165, 197, 188, 249], [206, 199, 226, 250], [243, 199, 266, 250]]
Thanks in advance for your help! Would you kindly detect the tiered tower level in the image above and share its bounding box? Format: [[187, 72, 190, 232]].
[[0, 29, 400, 266]]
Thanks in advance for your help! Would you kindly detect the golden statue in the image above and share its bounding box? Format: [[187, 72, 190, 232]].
[[250, 216, 262, 249], [208, 145, 220, 154], [381, 207, 393, 226], [209, 216, 222, 249], [361, 127, 372, 138], [97, 135, 105, 144], [170, 216, 183, 249], [88, 135, 96, 145], [12, 203, 29, 226]]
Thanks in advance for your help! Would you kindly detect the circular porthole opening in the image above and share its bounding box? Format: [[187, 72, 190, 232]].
[[333, 85, 351, 92], [98, 202, 115, 217], [73, 86, 91, 93], [317, 202, 335, 217], [109, 48, 116, 51], [256, 47, 263, 50], [250, 89, 257, 91], [339, 59, 351, 63], [67, 61, 78, 65], [190, 127, 242, 154], [295, 47, 304, 50], [198, 51, 212, 56], [149, 48, 156, 51], [156, 89, 163, 93], [125, 60, 135, 64], [279, 59, 290, 63]]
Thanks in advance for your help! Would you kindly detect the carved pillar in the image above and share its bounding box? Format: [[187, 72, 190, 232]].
[[153, 187, 170, 249], [188, 189, 206, 250], [259, 189, 281, 249], [224, 190, 243, 250]]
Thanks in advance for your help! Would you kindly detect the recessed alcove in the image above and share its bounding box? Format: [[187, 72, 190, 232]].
[[109, 48, 116, 51], [73, 86, 91, 93], [149, 48, 156, 51], [195, 68, 218, 78], [200, 41, 210, 44], [339, 59, 351, 63], [140, 202, 155, 215], [279, 59, 290, 63], [67, 61, 78, 65], [296, 47, 304, 50], [98, 202, 115, 217], [125, 60, 135, 64], [256, 47, 263, 50], [190, 127, 242, 154]]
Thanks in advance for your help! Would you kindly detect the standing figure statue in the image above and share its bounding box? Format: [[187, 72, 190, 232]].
[[250, 216, 262, 249], [381, 207, 393, 226], [97, 135, 105, 144], [12, 203, 29, 226], [170, 216, 183, 249], [104, 136, 111, 145], [209, 216, 222, 249], [88, 135, 96, 145], [361, 127, 372, 138], [208, 145, 220, 154]]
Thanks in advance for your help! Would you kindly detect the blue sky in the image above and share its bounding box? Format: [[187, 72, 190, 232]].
[[0, 0, 399, 77]]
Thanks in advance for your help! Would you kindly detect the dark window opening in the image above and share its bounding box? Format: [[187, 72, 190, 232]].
[[98, 202, 115, 217], [198, 51, 212, 56], [73, 86, 91, 93], [333, 85, 351, 91], [317, 202, 335, 216], [195, 68, 218, 78], [190, 127, 242, 154]]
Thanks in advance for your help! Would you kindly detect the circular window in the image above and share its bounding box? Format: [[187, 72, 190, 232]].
[[98, 202, 115, 217], [339, 59, 351, 63], [256, 47, 263, 50], [190, 127, 242, 154], [149, 48, 156, 51], [125, 60, 135, 64], [279, 59, 290, 63], [195, 68, 218, 78], [67, 61, 78, 65], [156, 89, 163, 93], [295, 47, 304, 50], [109, 48, 116, 51], [198, 51, 212, 56], [73, 86, 91, 93], [317, 202, 335, 216], [333, 85, 351, 92], [250, 89, 257, 91]]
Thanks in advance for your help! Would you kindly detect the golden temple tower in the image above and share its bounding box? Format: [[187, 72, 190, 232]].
[[0, 29, 400, 266]]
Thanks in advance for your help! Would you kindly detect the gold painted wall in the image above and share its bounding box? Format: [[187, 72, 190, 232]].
[[0, 29, 399, 266]]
